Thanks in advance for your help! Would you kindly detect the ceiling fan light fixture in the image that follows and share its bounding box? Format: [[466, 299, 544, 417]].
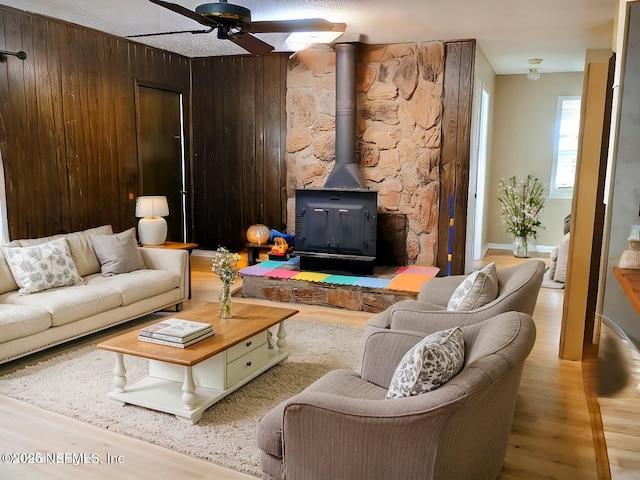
[[146, 0, 345, 55]]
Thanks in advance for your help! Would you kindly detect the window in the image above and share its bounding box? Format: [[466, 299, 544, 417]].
[[550, 96, 581, 198]]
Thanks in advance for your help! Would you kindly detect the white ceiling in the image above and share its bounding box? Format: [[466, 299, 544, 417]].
[[2, 0, 617, 74]]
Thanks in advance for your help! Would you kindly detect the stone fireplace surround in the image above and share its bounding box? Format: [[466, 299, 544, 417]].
[[285, 41, 444, 267]]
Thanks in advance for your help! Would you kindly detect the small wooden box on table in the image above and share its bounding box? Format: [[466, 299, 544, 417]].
[[97, 302, 298, 424]]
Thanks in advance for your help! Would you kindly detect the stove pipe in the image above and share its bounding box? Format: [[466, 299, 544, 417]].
[[324, 43, 366, 189]]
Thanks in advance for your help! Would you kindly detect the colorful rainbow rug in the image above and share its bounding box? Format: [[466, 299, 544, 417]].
[[239, 257, 440, 293]]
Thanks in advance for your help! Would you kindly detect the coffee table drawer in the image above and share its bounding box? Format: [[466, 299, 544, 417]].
[[226, 343, 269, 386], [227, 331, 268, 363]]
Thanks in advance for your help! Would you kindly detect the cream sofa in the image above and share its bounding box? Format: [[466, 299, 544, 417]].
[[0, 225, 189, 364]]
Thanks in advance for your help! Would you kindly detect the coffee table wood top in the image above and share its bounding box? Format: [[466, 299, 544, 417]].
[[97, 302, 298, 367]]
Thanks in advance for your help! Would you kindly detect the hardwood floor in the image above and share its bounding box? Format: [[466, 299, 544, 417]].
[[0, 251, 638, 479]]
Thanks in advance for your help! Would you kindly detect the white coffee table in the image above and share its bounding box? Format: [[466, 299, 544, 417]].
[[97, 302, 298, 424]]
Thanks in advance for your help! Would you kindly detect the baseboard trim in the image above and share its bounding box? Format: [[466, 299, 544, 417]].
[[192, 249, 216, 258], [486, 242, 555, 253]]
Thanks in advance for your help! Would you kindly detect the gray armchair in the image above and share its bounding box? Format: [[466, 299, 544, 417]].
[[257, 311, 536, 480], [365, 259, 545, 338]]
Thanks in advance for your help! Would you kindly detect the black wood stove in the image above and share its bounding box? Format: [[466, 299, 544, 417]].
[[294, 43, 378, 275]]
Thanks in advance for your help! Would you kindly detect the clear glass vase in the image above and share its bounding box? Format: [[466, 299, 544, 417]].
[[512, 236, 528, 258], [218, 283, 232, 319]]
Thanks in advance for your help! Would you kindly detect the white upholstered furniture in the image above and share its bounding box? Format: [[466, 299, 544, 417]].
[[0, 225, 189, 364]]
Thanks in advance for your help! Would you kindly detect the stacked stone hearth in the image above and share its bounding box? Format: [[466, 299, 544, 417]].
[[242, 275, 418, 314], [285, 41, 444, 266]]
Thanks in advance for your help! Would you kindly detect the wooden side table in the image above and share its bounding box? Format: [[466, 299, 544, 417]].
[[142, 242, 198, 298], [246, 242, 274, 265], [613, 266, 640, 316]]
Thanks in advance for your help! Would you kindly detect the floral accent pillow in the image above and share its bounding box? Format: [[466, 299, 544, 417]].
[[386, 327, 465, 399], [2, 238, 83, 295], [446, 262, 499, 311]]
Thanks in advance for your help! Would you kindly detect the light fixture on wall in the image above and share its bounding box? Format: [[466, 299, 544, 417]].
[[135, 196, 169, 246], [527, 58, 543, 81]]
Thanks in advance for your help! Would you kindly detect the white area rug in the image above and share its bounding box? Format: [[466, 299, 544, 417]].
[[0, 320, 364, 477]]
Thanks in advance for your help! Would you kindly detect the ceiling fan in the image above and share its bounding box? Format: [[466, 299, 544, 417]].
[[128, 0, 346, 55]]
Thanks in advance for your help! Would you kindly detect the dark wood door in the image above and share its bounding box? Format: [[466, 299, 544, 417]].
[[137, 86, 185, 242]]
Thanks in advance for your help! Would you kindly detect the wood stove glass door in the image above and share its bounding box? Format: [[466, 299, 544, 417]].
[[335, 204, 366, 254], [304, 205, 334, 252]]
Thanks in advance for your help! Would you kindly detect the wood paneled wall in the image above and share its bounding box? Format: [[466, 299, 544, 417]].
[[191, 55, 288, 251], [0, 6, 190, 240], [1, 5, 474, 264], [438, 40, 475, 274]]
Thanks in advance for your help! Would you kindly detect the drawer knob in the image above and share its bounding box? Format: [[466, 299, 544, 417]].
[[246, 341, 252, 347], [246, 361, 252, 367]]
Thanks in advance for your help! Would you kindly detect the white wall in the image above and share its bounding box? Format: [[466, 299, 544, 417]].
[[467, 46, 496, 266], [601, 0, 640, 349], [487, 72, 584, 250]]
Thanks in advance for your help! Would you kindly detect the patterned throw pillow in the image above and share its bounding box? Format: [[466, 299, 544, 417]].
[[2, 238, 83, 295], [91, 228, 145, 276], [386, 327, 465, 399], [446, 262, 499, 311]]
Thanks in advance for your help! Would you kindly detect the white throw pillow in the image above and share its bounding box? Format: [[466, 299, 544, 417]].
[[386, 327, 465, 399], [446, 262, 499, 311], [2, 238, 83, 295], [554, 243, 569, 283], [91, 228, 145, 276]]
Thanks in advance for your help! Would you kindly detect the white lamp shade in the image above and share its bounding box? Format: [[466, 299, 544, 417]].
[[135, 196, 169, 218]]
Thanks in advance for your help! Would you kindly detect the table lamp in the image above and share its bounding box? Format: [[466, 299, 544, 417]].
[[135, 196, 169, 246]]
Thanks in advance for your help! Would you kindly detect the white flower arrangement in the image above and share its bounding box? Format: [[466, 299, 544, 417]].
[[211, 247, 241, 285], [497, 175, 545, 239]]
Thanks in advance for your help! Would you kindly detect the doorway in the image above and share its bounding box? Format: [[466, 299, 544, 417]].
[[466, 80, 491, 271], [136, 85, 187, 242]]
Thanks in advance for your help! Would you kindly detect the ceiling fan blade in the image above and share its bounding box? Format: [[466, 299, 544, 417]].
[[250, 18, 343, 34], [127, 27, 214, 38], [149, 0, 219, 28], [229, 33, 274, 55]]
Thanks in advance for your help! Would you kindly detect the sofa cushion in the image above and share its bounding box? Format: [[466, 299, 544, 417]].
[[386, 327, 465, 399], [0, 284, 122, 327], [446, 262, 498, 311], [0, 250, 19, 295], [0, 305, 52, 343], [63, 225, 113, 277], [554, 236, 570, 283], [2, 238, 84, 295], [84, 269, 180, 305], [14, 233, 63, 247], [91, 228, 145, 276]]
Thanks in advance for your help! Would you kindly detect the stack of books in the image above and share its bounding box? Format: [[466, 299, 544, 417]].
[[139, 318, 214, 348]]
